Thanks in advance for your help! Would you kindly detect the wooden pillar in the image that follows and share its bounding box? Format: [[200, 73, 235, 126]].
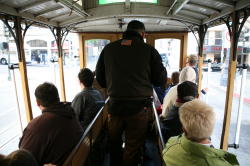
[[180, 33, 188, 69], [220, 10, 249, 150], [14, 17, 33, 122], [78, 33, 85, 69], [197, 56, 204, 95], [146, 34, 155, 47], [220, 11, 239, 150], [56, 27, 66, 102]]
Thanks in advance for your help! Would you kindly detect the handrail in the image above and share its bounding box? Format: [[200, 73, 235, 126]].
[[152, 100, 165, 150], [81, 97, 109, 138], [62, 97, 109, 166]]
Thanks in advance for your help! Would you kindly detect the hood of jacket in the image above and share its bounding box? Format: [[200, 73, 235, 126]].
[[42, 102, 75, 119]]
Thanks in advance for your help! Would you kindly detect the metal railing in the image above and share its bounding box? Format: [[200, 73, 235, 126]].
[[152, 101, 165, 151], [62, 97, 109, 166]]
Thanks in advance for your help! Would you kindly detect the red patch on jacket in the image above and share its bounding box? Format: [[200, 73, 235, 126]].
[[121, 40, 132, 46]]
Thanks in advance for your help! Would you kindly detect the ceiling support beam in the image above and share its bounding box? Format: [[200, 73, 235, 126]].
[[175, 14, 201, 25], [181, 9, 210, 19], [34, 6, 64, 17], [171, 0, 189, 15], [166, 0, 177, 15], [210, 0, 234, 8], [17, 0, 53, 13], [0, 3, 58, 26], [48, 12, 72, 21], [203, 0, 250, 24], [56, 0, 90, 17], [188, 2, 221, 13], [235, 0, 250, 11]]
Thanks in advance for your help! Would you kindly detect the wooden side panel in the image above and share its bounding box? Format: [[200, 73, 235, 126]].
[[79, 33, 85, 69], [64, 105, 108, 166], [181, 33, 188, 69], [146, 35, 155, 47]]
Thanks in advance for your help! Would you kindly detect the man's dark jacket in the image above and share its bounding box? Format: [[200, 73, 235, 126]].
[[19, 102, 83, 166], [71, 87, 104, 130], [95, 31, 167, 115], [162, 105, 183, 143]]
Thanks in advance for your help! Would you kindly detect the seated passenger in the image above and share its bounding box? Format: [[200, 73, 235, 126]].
[[161, 65, 196, 118], [153, 74, 168, 104], [162, 99, 239, 166], [161, 81, 198, 143], [165, 71, 180, 94], [71, 68, 104, 130], [187, 54, 198, 83], [19, 82, 83, 166], [0, 149, 38, 166]]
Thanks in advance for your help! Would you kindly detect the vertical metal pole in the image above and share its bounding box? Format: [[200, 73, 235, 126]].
[[234, 65, 247, 146], [53, 61, 57, 85], [152, 100, 165, 149], [11, 68, 23, 133], [206, 61, 211, 103]]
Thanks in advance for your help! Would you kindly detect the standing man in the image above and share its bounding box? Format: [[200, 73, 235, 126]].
[[95, 20, 167, 166]]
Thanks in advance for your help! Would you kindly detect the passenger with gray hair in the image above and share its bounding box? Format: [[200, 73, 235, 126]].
[[187, 54, 199, 83], [162, 99, 239, 166]]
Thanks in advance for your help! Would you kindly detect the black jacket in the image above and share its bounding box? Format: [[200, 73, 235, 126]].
[[95, 31, 167, 115], [19, 102, 83, 166], [161, 105, 183, 143], [71, 87, 104, 130]]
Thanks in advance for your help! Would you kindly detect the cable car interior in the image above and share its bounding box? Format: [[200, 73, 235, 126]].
[[0, 0, 250, 165]]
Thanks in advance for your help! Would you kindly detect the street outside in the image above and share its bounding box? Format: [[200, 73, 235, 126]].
[[202, 70, 250, 166], [0, 64, 250, 165]]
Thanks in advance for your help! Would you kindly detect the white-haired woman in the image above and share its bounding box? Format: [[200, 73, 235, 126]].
[[162, 99, 239, 166]]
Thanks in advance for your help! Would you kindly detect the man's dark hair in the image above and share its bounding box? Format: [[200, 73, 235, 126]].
[[0, 149, 38, 166], [127, 20, 145, 33], [35, 82, 60, 107], [78, 68, 94, 87], [177, 81, 198, 102]]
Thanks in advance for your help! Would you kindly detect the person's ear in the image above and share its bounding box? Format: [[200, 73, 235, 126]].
[[36, 99, 41, 107], [182, 127, 188, 135], [141, 32, 146, 38]]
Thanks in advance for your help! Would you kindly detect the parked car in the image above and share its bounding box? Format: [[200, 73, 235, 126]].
[[0, 54, 8, 64], [0, 53, 31, 65], [211, 63, 224, 72], [202, 63, 208, 72]]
